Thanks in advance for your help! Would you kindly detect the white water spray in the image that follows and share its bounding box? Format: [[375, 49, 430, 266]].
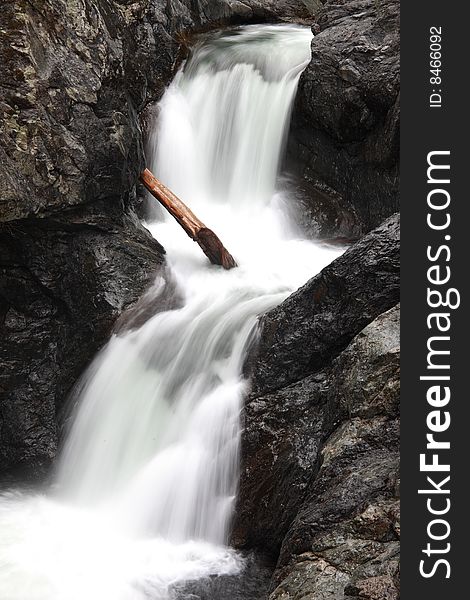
[[0, 25, 343, 600]]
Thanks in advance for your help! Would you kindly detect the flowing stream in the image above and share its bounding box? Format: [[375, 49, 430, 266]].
[[0, 25, 343, 600]]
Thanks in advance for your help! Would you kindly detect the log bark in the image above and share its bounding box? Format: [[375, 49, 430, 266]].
[[140, 169, 237, 270]]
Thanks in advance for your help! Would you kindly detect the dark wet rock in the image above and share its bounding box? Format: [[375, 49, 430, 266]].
[[288, 0, 400, 233], [1, 1, 175, 223], [276, 416, 399, 564], [0, 206, 165, 478], [270, 539, 399, 600], [232, 372, 333, 555], [173, 553, 272, 600], [181, 1, 322, 27], [234, 303, 400, 599], [245, 213, 399, 397], [278, 178, 362, 241]]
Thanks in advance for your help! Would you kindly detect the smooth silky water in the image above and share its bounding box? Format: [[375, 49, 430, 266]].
[[0, 25, 343, 600]]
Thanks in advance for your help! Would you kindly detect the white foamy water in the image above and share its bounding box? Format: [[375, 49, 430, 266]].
[[0, 25, 343, 600]]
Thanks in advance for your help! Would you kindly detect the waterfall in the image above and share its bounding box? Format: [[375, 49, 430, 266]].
[[0, 25, 343, 600], [152, 26, 314, 208]]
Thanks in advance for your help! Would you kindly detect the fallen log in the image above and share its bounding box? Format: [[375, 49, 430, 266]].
[[140, 168, 237, 270]]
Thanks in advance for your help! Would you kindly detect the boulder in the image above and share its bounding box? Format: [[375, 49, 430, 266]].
[[245, 213, 400, 397], [289, 0, 400, 232]]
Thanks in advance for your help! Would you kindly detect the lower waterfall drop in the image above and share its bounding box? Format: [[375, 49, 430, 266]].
[[0, 25, 343, 600]]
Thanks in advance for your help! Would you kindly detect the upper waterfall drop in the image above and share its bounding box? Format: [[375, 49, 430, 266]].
[[150, 25, 313, 210]]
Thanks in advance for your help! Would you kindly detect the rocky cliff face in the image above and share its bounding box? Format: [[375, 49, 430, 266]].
[[234, 215, 400, 599], [0, 0, 317, 477], [289, 0, 400, 233], [271, 305, 400, 600]]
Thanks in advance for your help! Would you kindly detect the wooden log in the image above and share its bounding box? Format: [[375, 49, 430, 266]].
[[140, 168, 237, 270]]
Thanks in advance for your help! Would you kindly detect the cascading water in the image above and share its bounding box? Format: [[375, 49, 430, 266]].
[[0, 25, 343, 600]]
